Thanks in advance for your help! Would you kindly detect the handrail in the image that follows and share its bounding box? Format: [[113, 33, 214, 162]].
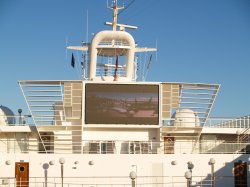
[[0, 139, 249, 154], [162, 116, 250, 128], [0, 114, 33, 126], [1, 115, 249, 128], [0, 176, 248, 187]]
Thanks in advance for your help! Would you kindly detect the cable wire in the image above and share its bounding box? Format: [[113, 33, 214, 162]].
[[118, 0, 136, 15]]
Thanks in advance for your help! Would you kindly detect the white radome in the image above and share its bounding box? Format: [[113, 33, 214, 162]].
[[173, 109, 200, 127], [0, 105, 15, 126]]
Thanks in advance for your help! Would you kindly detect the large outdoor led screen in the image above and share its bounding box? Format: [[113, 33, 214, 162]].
[[85, 84, 159, 125]]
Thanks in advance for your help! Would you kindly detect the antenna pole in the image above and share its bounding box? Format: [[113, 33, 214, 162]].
[[112, 1, 118, 31], [84, 9, 89, 80], [65, 37, 68, 60], [86, 9, 89, 43], [109, 0, 124, 31]]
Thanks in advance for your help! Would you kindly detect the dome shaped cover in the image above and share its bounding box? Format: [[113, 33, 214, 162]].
[[0, 105, 15, 125], [172, 109, 200, 127]]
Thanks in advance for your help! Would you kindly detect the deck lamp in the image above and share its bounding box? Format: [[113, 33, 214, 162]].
[[49, 160, 55, 165], [59, 158, 65, 187], [187, 161, 194, 184], [129, 171, 137, 187], [209, 158, 216, 187], [236, 130, 241, 142], [18, 108, 22, 125], [184, 171, 192, 187], [236, 130, 241, 152], [187, 161, 194, 170]]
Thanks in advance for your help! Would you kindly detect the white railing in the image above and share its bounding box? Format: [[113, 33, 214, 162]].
[[1, 115, 249, 129], [0, 176, 246, 187], [0, 115, 33, 126], [0, 139, 249, 154], [96, 66, 126, 77], [204, 115, 250, 128], [162, 115, 250, 129]]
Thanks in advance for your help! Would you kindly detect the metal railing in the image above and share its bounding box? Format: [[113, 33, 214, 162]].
[[2, 114, 250, 129], [0, 176, 247, 187], [204, 115, 250, 128], [162, 116, 250, 129], [0, 139, 249, 154], [0, 115, 33, 126], [96, 65, 126, 77]]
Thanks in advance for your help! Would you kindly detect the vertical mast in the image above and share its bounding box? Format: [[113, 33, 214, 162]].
[[109, 0, 124, 31], [112, 1, 118, 31]]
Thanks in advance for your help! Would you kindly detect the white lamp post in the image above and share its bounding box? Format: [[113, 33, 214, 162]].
[[59, 158, 65, 187], [187, 161, 194, 184], [236, 130, 241, 143], [184, 171, 192, 187], [129, 171, 137, 187], [209, 158, 216, 187]]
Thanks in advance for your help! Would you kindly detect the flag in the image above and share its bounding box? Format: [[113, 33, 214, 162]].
[[71, 53, 75, 68], [115, 55, 119, 69], [147, 54, 153, 69], [113, 56, 119, 81]]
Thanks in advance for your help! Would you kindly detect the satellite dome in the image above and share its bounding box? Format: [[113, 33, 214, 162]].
[[172, 109, 200, 127], [0, 105, 16, 126]]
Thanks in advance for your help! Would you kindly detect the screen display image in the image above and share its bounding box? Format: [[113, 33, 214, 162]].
[[85, 84, 159, 125]]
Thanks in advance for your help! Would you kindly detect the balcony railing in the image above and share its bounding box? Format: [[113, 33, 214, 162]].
[[162, 115, 250, 128], [0, 115, 33, 126], [0, 139, 249, 154], [204, 115, 250, 128], [1, 114, 250, 128], [0, 176, 246, 187]]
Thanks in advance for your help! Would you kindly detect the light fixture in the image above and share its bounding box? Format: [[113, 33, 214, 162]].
[[187, 161, 194, 185], [73, 161, 79, 169], [184, 171, 192, 187], [129, 171, 137, 180], [59, 158, 65, 164], [236, 130, 241, 136], [187, 161, 194, 170], [209, 158, 215, 165], [59, 158, 65, 187], [129, 171, 137, 187], [209, 158, 216, 187], [49, 160, 55, 165], [171, 160, 177, 165], [5, 160, 12, 165], [89, 160, 94, 165], [184, 171, 192, 179]]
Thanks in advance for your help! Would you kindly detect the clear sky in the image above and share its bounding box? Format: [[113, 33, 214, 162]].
[[0, 0, 250, 118]]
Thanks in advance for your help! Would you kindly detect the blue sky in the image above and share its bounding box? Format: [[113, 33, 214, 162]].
[[0, 0, 250, 117]]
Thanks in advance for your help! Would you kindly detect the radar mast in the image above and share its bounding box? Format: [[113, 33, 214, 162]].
[[108, 0, 124, 31]]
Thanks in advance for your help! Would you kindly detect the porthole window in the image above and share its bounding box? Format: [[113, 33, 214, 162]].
[[19, 166, 25, 172]]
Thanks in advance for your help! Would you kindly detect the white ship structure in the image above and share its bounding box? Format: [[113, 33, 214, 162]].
[[0, 1, 249, 187]]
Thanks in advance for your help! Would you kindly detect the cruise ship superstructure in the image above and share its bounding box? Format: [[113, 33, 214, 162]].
[[0, 1, 250, 187]]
